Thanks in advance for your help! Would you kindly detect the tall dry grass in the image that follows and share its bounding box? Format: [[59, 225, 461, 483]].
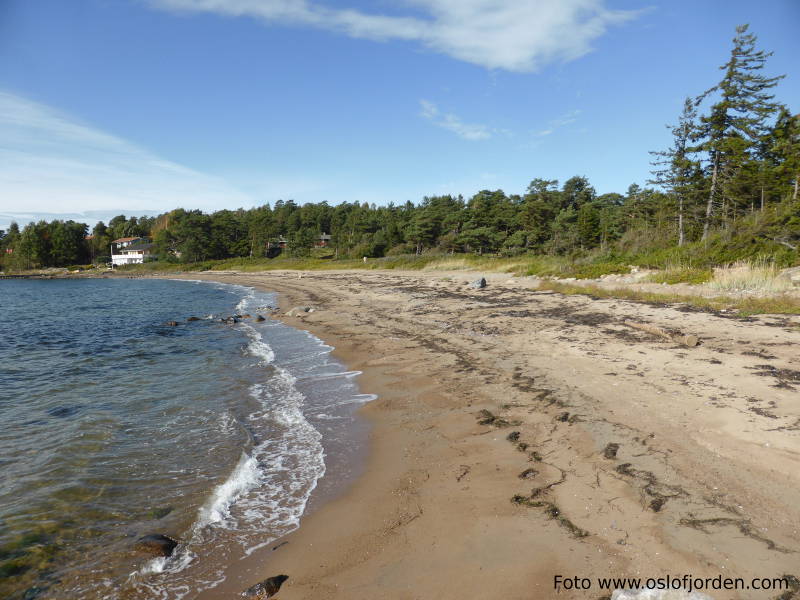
[[709, 258, 793, 294], [540, 280, 800, 316]]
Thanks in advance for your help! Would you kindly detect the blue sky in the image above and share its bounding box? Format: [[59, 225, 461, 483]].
[[1, 0, 798, 229]]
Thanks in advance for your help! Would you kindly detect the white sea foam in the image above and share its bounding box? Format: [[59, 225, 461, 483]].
[[335, 393, 379, 406], [243, 326, 275, 364], [188, 286, 327, 553], [233, 287, 255, 314], [139, 557, 167, 575], [315, 412, 345, 420], [298, 370, 362, 382], [195, 453, 261, 527]]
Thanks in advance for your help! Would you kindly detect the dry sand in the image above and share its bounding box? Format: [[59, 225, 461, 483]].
[[175, 270, 799, 600]]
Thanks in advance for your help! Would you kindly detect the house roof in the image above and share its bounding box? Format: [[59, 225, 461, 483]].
[[112, 236, 141, 243], [119, 242, 154, 253]]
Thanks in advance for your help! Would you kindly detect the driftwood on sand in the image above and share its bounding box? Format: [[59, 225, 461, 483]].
[[623, 321, 699, 347]]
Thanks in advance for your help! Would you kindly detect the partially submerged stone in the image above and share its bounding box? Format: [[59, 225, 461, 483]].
[[242, 574, 289, 598], [135, 534, 178, 557]]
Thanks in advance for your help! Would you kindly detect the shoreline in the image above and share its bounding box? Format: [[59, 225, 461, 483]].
[[168, 270, 800, 599]]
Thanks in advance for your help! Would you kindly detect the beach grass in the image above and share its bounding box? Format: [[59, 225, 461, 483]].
[[709, 257, 794, 294], [538, 280, 800, 316]]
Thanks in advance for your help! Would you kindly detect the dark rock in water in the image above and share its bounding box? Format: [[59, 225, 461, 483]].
[[47, 405, 81, 418], [135, 534, 178, 557], [1, 558, 31, 577], [255, 315, 266, 322], [221, 316, 239, 324], [241, 313, 251, 318], [602, 443, 620, 459], [147, 506, 173, 519], [187, 316, 201, 322], [165, 321, 179, 327], [468, 277, 487, 289], [22, 586, 46, 600], [242, 574, 289, 598]]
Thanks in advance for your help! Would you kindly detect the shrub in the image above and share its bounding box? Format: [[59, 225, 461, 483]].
[[645, 261, 713, 285]]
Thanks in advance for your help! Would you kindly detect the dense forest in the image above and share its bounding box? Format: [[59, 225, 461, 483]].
[[1, 25, 798, 272]]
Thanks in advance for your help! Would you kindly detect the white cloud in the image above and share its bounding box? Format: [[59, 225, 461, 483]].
[[534, 109, 582, 137], [419, 99, 491, 140], [150, 0, 640, 72], [0, 92, 255, 220]]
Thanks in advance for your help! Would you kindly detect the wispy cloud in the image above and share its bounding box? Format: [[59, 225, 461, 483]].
[[419, 99, 492, 140], [0, 91, 254, 220], [150, 0, 640, 72], [534, 109, 582, 137]]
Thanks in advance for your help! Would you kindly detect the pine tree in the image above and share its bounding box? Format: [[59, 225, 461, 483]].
[[650, 98, 703, 246], [695, 24, 784, 239]]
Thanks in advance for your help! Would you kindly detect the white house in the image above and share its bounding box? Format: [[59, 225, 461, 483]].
[[111, 237, 154, 266]]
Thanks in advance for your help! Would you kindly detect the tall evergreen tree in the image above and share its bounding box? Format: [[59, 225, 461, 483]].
[[695, 24, 784, 239]]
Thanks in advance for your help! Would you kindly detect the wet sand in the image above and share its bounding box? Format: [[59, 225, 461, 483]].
[[174, 270, 800, 600]]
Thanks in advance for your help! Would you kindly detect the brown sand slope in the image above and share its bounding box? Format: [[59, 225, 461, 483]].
[[181, 270, 800, 600]]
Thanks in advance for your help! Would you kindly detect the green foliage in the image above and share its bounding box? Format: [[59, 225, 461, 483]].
[[0, 220, 89, 270], [645, 267, 713, 285]]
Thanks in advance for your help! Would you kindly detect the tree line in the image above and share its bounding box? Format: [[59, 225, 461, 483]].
[[1, 25, 797, 271]]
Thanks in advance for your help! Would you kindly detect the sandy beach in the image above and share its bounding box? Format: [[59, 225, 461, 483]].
[[172, 270, 800, 600]]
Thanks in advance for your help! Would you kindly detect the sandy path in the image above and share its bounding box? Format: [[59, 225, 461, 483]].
[[176, 270, 800, 600]]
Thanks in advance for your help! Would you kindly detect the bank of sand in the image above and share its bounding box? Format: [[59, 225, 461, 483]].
[[177, 270, 799, 600]]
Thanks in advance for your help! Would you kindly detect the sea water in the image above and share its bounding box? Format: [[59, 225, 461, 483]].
[[0, 278, 372, 599]]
